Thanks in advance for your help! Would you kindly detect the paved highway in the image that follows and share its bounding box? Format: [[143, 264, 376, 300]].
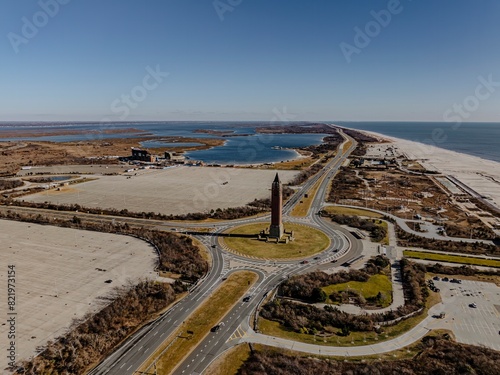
[[0, 128, 359, 375], [165, 130, 362, 375], [3, 126, 494, 374]]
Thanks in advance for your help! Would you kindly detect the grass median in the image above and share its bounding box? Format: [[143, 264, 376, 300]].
[[290, 174, 325, 217], [322, 206, 383, 218], [139, 271, 258, 375], [404, 250, 500, 268], [204, 343, 252, 375], [223, 223, 330, 259]]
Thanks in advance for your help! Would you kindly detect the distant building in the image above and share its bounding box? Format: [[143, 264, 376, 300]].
[[164, 152, 186, 163], [131, 148, 155, 162]]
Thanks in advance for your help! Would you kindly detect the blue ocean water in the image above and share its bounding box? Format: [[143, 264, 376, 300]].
[[185, 133, 328, 164], [0, 122, 326, 165], [334, 122, 500, 163], [1, 121, 499, 164], [139, 140, 203, 148]]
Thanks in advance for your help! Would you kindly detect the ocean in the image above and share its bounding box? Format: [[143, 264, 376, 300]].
[[0, 122, 327, 165], [1, 121, 499, 164], [335, 122, 500, 163]]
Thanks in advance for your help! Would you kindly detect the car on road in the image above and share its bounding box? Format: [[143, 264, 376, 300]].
[[433, 276, 440, 281], [313, 256, 320, 260], [211, 244, 216, 248], [300, 260, 309, 264], [331, 259, 338, 263], [242, 296, 251, 302], [211, 322, 224, 332], [469, 303, 477, 308], [442, 277, 449, 282], [210, 325, 221, 332]]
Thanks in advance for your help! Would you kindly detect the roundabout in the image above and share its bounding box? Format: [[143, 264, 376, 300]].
[[221, 221, 330, 260]]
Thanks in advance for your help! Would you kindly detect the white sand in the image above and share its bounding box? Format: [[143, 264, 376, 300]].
[[352, 129, 500, 209]]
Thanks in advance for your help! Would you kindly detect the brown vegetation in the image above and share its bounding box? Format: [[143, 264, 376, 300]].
[[443, 216, 496, 239], [255, 123, 338, 135], [328, 164, 496, 240], [0, 178, 23, 190], [261, 259, 427, 335], [0, 208, 208, 281], [1, 208, 208, 374], [302, 134, 343, 157], [424, 263, 500, 278], [338, 127, 381, 143], [2, 195, 272, 222], [395, 225, 499, 255], [237, 336, 500, 375], [321, 212, 387, 242], [279, 256, 390, 303], [0, 135, 224, 175], [288, 163, 324, 186], [20, 281, 185, 375]]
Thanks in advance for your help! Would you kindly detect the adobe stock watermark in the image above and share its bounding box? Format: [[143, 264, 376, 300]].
[[7, 0, 71, 54], [77, 64, 168, 147], [443, 74, 499, 129], [415, 74, 499, 155], [339, 0, 406, 63], [106, 65, 169, 121], [213, 0, 242, 21]]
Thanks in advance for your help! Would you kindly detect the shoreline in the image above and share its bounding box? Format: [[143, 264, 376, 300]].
[[187, 146, 305, 167], [339, 125, 500, 210]]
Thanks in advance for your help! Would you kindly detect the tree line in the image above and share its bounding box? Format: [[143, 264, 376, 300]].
[[0, 209, 208, 282], [395, 224, 499, 255], [0, 209, 208, 374], [0, 178, 24, 190], [260, 258, 428, 336], [321, 212, 388, 242], [20, 281, 185, 375], [279, 255, 390, 303], [237, 334, 500, 375], [1, 195, 272, 222]]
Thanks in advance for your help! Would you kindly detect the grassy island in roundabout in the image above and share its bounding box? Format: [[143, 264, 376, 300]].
[[222, 222, 330, 259]]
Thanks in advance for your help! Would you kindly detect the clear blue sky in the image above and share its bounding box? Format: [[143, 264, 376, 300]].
[[1, 0, 499, 122]]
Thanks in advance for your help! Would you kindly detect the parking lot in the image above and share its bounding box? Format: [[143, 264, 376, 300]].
[[434, 278, 500, 350], [0, 220, 157, 369], [21, 166, 298, 215]]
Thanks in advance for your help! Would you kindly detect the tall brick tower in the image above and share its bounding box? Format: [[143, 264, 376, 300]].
[[269, 173, 284, 238]]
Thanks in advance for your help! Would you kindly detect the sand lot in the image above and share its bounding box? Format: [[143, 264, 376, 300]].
[[21, 166, 298, 215], [0, 220, 157, 370]]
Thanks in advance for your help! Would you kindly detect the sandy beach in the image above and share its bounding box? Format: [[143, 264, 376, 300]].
[[356, 128, 500, 210]]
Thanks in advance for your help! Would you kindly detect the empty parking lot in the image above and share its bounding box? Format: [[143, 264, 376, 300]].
[[21, 166, 298, 215], [0, 220, 157, 369]]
